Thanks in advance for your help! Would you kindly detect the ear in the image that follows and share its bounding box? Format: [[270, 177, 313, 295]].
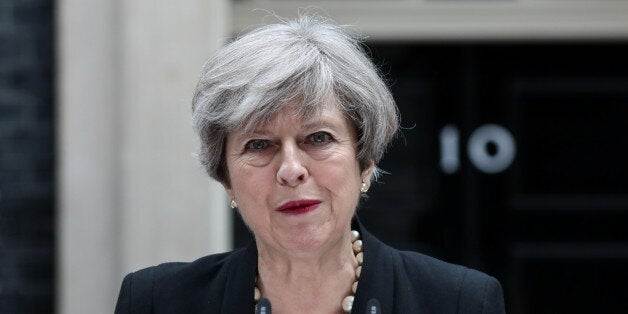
[[361, 160, 375, 183]]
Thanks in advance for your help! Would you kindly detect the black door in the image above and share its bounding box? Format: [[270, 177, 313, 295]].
[[360, 42, 628, 313]]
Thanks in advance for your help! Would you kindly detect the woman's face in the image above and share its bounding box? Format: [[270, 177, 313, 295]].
[[223, 104, 373, 253]]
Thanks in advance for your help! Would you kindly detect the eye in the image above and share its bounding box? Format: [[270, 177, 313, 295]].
[[307, 132, 333, 144], [245, 139, 268, 151]]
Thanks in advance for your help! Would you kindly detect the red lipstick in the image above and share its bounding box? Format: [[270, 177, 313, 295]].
[[276, 200, 321, 215]]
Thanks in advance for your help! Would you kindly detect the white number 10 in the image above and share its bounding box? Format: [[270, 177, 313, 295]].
[[439, 124, 516, 174]]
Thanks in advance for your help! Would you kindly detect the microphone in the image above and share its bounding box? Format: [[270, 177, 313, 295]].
[[365, 299, 381, 314], [256, 298, 272, 314]]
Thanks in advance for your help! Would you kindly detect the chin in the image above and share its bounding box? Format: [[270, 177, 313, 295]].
[[283, 226, 329, 251]]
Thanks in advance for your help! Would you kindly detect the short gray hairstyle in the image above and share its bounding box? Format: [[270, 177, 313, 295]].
[[192, 15, 399, 184]]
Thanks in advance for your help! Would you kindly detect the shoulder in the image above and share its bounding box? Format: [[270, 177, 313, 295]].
[[392, 249, 505, 313], [128, 250, 235, 294], [393, 249, 475, 288], [146, 250, 235, 284], [114, 250, 241, 314]]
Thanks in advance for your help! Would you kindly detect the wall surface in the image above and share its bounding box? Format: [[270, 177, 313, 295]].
[[57, 0, 231, 313], [233, 1, 628, 41]]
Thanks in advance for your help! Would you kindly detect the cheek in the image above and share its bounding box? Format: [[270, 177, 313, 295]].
[[232, 167, 270, 197], [317, 156, 362, 197], [230, 170, 271, 226]]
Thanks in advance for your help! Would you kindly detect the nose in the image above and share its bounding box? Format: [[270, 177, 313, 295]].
[[276, 142, 309, 187]]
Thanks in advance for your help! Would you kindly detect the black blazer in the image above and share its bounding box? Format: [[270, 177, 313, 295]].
[[115, 220, 505, 313]]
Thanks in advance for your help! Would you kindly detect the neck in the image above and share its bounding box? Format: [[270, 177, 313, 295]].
[[257, 231, 356, 277], [255, 230, 358, 313]]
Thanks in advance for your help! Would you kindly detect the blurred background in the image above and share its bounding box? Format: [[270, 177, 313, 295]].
[[1, 0, 627, 313]]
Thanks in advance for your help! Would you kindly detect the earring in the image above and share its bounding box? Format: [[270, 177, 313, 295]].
[[230, 198, 238, 209], [360, 180, 369, 194]]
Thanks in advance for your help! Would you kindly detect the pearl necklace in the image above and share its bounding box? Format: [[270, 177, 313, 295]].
[[254, 230, 364, 313]]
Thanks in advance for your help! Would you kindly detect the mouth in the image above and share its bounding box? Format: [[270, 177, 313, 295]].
[[276, 199, 321, 215]]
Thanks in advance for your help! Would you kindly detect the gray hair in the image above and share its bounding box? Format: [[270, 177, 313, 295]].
[[192, 14, 399, 184]]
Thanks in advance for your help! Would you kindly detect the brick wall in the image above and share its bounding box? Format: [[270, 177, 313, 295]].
[[0, 0, 55, 313]]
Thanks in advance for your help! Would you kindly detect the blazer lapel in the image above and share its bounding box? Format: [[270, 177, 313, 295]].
[[352, 218, 395, 314]]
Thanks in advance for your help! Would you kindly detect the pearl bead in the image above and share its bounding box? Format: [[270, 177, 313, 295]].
[[254, 286, 260, 302], [351, 230, 360, 242], [352, 240, 363, 253], [352, 281, 358, 293], [356, 252, 363, 265], [342, 295, 354, 312], [356, 265, 362, 278]]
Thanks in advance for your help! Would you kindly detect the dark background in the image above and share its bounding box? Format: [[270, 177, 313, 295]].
[[0, 0, 56, 313]]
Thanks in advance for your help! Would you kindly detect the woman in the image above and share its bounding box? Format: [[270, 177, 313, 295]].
[[115, 15, 505, 314]]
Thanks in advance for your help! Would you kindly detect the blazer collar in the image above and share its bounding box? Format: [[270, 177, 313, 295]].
[[221, 240, 258, 313]]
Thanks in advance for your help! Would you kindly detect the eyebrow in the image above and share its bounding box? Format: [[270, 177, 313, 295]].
[[300, 117, 342, 131], [233, 130, 271, 143], [234, 114, 343, 142]]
